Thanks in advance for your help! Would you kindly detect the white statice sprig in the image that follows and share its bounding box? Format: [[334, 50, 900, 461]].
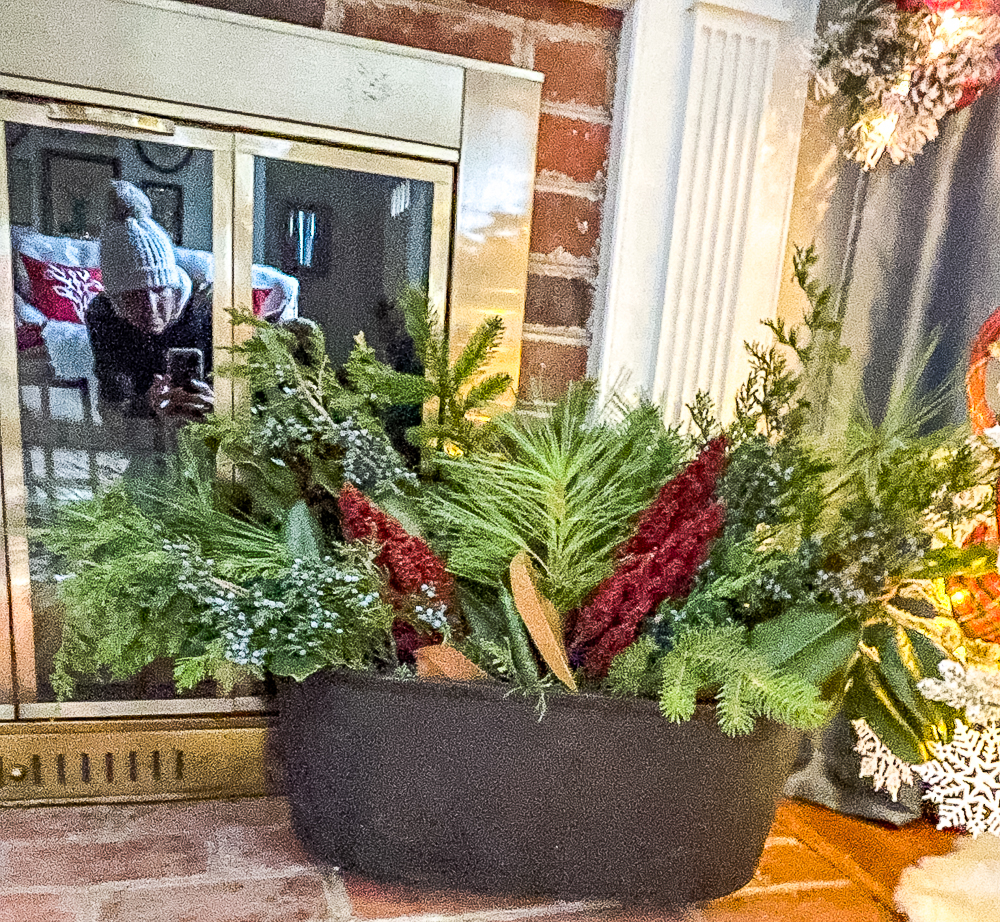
[[913, 719, 1000, 837], [919, 659, 1000, 726], [853, 717, 916, 802]]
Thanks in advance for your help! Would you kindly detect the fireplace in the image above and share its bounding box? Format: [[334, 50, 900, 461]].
[[0, 0, 541, 802]]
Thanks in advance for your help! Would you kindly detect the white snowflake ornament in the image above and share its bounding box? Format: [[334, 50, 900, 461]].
[[919, 660, 1000, 726], [914, 720, 1000, 837], [853, 718, 915, 802]]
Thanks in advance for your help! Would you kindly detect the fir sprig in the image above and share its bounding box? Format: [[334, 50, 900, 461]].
[[607, 627, 829, 735], [343, 287, 513, 457]]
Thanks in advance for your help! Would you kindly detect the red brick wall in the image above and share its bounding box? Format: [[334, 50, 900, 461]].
[[182, 0, 622, 395]]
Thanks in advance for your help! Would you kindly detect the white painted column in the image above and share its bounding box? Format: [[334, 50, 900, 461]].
[[591, 0, 820, 422]]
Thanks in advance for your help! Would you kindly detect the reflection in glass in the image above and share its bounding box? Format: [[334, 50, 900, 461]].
[[253, 157, 434, 369], [5, 122, 216, 700]]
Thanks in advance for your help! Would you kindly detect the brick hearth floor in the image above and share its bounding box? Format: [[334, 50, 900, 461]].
[[0, 798, 956, 922]]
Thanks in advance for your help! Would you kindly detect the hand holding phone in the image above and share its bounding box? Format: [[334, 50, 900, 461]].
[[151, 347, 213, 419], [165, 347, 204, 393]]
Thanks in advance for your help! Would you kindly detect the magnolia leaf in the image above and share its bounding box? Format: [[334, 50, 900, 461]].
[[905, 543, 997, 580], [843, 658, 929, 764], [415, 643, 488, 681], [866, 623, 938, 734], [509, 551, 577, 691], [896, 626, 958, 738], [283, 500, 323, 561], [751, 604, 859, 683], [498, 586, 541, 686]]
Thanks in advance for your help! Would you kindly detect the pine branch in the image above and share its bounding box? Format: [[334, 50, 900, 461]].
[[452, 315, 505, 389], [428, 383, 687, 613], [344, 288, 510, 458]]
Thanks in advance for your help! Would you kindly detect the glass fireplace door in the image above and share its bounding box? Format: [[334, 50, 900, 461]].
[[0, 98, 456, 720], [0, 98, 236, 713], [233, 136, 453, 388]]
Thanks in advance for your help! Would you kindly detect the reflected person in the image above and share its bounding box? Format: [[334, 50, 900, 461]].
[[86, 181, 213, 419]]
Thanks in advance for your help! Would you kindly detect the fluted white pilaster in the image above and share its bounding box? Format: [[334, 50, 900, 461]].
[[653, 2, 782, 419], [592, 0, 819, 422]]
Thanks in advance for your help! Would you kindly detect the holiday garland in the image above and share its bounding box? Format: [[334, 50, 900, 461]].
[[813, 0, 1000, 168]]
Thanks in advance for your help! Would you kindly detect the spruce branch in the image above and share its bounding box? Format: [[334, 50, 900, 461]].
[[344, 288, 512, 457]]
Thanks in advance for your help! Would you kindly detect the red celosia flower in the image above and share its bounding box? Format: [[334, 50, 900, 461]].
[[338, 483, 456, 659], [568, 436, 728, 678], [338, 483, 453, 602]]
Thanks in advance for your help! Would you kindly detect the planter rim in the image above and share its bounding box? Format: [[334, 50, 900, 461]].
[[287, 667, 724, 726]]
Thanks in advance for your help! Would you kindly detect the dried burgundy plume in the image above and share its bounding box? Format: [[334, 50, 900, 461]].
[[567, 436, 728, 678], [338, 483, 456, 659]]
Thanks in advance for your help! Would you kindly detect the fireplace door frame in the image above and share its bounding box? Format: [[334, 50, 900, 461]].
[[0, 0, 541, 803]]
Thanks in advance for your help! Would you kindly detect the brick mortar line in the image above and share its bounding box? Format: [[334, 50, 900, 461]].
[[0, 865, 326, 896], [737, 878, 854, 896], [540, 100, 613, 125], [0, 823, 296, 847], [535, 171, 604, 203], [522, 323, 591, 347], [775, 810, 899, 911], [321, 872, 355, 921], [528, 251, 598, 281], [339, 0, 620, 45], [762, 835, 801, 848], [355, 898, 620, 922]]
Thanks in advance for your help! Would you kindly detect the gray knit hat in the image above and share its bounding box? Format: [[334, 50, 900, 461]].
[[100, 181, 181, 296]]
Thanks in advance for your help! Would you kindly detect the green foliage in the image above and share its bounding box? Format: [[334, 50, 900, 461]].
[[343, 287, 513, 457], [198, 312, 412, 523], [427, 382, 686, 612], [43, 444, 397, 698], [842, 623, 958, 764], [45, 486, 202, 699], [608, 626, 829, 735], [605, 635, 660, 698], [461, 585, 549, 691], [750, 604, 861, 688], [724, 245, 847, 445]]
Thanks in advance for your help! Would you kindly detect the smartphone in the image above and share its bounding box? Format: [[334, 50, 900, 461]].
[[165, 347, 204, 392]]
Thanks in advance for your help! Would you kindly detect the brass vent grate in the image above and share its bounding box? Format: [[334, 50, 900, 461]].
[[1, 747, 184, 789], [0, 717, 272, 804]]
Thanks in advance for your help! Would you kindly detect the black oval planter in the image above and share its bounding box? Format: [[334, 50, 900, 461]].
[[276, 669, 801, 907]]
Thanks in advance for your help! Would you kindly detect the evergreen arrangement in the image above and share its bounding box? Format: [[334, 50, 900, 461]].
[[42, 263, 1000, 766]]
